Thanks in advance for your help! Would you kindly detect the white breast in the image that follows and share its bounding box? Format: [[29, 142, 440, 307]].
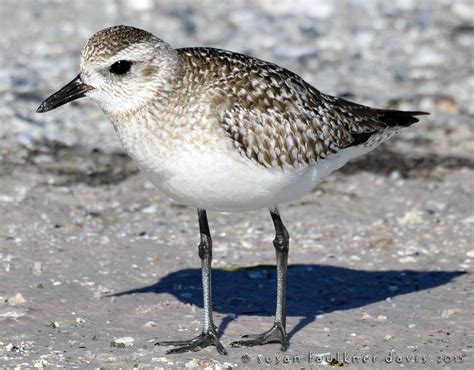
[[111, 116, 384, 212]]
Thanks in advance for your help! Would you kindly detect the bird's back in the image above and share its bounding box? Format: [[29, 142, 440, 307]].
[[176, 47, 427, 170]]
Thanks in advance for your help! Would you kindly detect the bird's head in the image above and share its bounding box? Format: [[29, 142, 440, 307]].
[[37, 25, 179, 115]]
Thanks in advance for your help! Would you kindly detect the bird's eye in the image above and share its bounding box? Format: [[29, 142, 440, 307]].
[[110, 60, 132, 75]]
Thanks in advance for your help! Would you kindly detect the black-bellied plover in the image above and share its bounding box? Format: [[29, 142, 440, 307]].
[[37, 25, 428, 355]]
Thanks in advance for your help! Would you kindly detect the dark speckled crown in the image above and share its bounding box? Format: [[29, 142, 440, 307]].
[[82, 25, 157, 62]]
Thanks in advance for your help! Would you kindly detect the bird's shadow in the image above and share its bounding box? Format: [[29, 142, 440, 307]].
[[110, 264, 465, 339]]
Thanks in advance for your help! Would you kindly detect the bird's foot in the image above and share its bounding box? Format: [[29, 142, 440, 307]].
[[230, 322, 288, 351], [155, 327, 227, 355]]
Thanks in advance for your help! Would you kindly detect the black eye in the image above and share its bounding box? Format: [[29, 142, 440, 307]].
[[110, 60, 132, 75]]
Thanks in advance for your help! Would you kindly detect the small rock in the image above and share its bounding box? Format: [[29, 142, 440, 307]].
[[362, 313, 387, 322], [34, 359, 48, 367], [142, 205, 157, 213], [6, 292, 26, 306], [390, 170, 403, 181], [76, 317, 86, 324], [466, 250, 474, 258], [441, 309, 460, 318], [362, 312, 373, 320], [463, 216, 474, 224], [5, 343, 14, 352], [0, 310, 25, 320], [143, 321, 157, 327], [32, 261, 42, 276], [185, 359, 200, 369], [48, 321, 61, 328], [436, 97, 458, 112], [397, 211, 423, 225], [110, 337, 134, 348], [94, 285, 111, 299], [399, 256, 417, 264], [452, 3, 474, 21], [214, 361, 235, 370]]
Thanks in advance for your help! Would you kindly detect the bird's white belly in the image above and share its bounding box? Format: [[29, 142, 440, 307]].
[[134, 144, 375, 212], [114, 120, 381, 212], [136, 147, 306, 211]]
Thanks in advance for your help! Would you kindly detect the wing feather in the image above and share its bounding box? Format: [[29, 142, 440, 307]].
[[178, 48, 427, 169]]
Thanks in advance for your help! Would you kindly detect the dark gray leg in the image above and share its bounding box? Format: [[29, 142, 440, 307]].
[[155, 209, 227, 355], [231, 206, 290, 351]]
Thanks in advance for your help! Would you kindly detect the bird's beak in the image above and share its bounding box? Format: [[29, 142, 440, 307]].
[[36, 74, 94, 113]]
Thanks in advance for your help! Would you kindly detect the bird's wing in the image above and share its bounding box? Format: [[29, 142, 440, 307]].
[[181, 48, 427, 169]]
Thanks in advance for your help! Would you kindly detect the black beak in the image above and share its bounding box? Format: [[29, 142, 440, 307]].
[[36, 74, 93, 113]]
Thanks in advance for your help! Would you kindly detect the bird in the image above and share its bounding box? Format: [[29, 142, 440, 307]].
[[37, 25, 428, 355]]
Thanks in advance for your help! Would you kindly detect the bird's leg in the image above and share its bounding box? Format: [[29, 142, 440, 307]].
[[231, 206, 290, 351], [155, 209, 227, 355]]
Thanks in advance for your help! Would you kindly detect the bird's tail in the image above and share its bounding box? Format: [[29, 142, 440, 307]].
[[346, 110, 429, 147], [378, 109, 429, 127]]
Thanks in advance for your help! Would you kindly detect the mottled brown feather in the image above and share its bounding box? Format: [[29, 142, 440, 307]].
[[174, 47, 425, 169]]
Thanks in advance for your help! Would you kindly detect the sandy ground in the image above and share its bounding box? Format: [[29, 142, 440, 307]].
[[1, 0, 473, 368]]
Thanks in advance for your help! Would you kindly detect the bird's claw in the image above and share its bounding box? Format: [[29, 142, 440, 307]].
[[230, 322, 288, 351], [156, 329, 227, 355]]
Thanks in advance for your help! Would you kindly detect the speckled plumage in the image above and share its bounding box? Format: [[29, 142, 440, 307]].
[[82, 26, 156, 62], [176, 47, 416, 168], [60, 25, 427, 211]]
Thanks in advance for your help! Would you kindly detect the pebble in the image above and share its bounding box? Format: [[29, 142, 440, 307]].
[[399, 256, 417, 264], [362, 312, 387, 322], [441, 309, 459, 318], [390, 170, 403, 181], [142, 204, 158, 213], [6, 292, 26, 306], [463, 216, 474, 224], [34, 359, 48, 367], [185, 359, 200, 368], [397, 211, 423, 225], [0, 310, 26, 320], [110, 337, 134, 348], [32, 261, 42, 276], [143, 321, 157, 327], [452, 3, 474, 21], [93, 285, 111, 299]]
